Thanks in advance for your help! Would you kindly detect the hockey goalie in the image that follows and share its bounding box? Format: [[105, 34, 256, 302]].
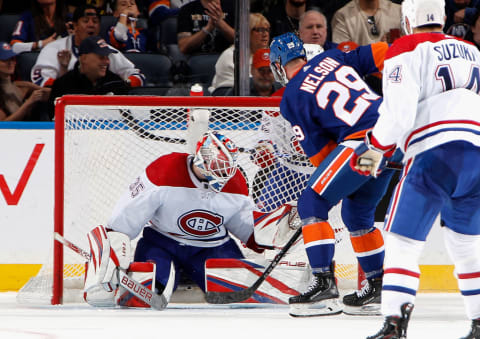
[[83, 130, 307, 308]]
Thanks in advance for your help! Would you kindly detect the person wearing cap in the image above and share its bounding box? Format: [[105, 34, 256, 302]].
[[31, 4, 145, 88], [224, 48, 281, 97], [47, 36, 129, 117], [0, 42, 51, 121]]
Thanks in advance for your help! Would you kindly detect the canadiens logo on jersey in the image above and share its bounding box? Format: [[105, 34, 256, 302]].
[[178, 210, 224, 237]]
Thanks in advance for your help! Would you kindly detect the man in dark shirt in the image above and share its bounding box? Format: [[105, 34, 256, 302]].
[[48, 35, 129, 118], [264, 0, 306, 39], [177, 0, 235, 55]]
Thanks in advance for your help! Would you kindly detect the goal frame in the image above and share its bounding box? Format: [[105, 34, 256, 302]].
[[53, 95, 283, 305]]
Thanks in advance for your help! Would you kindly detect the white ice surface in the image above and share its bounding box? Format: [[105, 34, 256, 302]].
[[0, 292, 472, 339]]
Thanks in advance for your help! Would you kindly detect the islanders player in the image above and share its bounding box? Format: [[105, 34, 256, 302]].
[[269, 33, 399, 316]]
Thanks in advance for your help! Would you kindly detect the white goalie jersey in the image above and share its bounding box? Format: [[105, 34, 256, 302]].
[[373, 32, 480, 160], [107, 152, 256, 247]]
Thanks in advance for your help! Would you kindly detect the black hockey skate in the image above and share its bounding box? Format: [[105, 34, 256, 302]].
[[461, 319, 480, 339], [367, 302, 414, 339], [289, 269, 342, 317], [343, 277, 382, 315]]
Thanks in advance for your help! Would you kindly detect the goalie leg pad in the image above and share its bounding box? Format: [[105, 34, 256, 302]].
[[117, 262, 156, 308], [289, 298, 343, 317], [83, 261, 116, 307], [84, 225, 131, 302]]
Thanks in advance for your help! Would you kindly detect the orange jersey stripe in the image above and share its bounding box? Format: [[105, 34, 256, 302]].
[[370, 42, 389, 72], [309, 140, 337, 167], [344, 128, 370, 141], [311, 147, 353, 194], [302, 221, 335, 244], [350, 228, 384, 254]]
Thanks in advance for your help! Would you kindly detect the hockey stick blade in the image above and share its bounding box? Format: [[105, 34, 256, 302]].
[[205, 227, 302, 304], [54, 232, 167, 310], [117, 270, 168, 310]]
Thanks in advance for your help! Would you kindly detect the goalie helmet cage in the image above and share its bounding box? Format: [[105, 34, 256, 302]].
[[17, 95, 361, 306]]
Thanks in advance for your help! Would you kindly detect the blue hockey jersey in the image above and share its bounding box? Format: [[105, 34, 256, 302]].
[[280, 42, 388, 166]]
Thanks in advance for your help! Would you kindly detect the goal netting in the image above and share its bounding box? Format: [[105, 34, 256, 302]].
[[17, 96, 360, 305]]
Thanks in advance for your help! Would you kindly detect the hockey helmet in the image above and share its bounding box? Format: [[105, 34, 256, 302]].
[[193, 131, 239, 192], [401, 0, 445, 35], [269, 32, 306, 85]]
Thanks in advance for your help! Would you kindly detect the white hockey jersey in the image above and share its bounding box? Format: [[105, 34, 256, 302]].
[[373, 32, 480, 160], [107, 152, 256, 248], [31, 35, 144, 87]]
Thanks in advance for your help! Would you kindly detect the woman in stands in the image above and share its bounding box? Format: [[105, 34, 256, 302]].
[[0, 42, 50, 121], [209, 13, 270, 95], [10, 0, 69, 54]]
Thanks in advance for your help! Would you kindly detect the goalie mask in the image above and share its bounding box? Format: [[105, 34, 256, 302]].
[[401, 0, 445, 35], [193, 132, 239, 192], [269, 32, 306, 86]]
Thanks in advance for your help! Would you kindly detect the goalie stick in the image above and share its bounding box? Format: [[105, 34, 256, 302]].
[[53, 232, 169, 310], [205, 227, 303, 304]]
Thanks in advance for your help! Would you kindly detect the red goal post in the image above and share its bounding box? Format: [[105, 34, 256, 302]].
[[17, 95, 360, 305]]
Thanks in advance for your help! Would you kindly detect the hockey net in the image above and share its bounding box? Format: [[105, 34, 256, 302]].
[[17, 96, 360, 305]]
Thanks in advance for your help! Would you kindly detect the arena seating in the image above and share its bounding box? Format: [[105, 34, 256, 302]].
[[0, 14, 20, 42]]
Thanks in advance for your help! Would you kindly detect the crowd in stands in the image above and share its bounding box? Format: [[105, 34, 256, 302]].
[[0, 0, 480, 121]]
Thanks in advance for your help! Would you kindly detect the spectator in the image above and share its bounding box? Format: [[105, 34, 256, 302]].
[[145, 0, 194, 24], [298, 9, 337, 51], [223, 48, 282, 97], [264, 0, 306, 38], [31, 4, 145, 87], [10, 0, 69, 54], [445, 0, 480, 33], [177, 0, 235, 56], [48, 36, 129, 117], [331, 0, 402, 45], [305, 0, 350, 40], [107, 0, 148, 52], [465, 10, 480, 49], [209, 12, 270, 95], [0, 42, 50, 121], [86, 0, 115, 15]]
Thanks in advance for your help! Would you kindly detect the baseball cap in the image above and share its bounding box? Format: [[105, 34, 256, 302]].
[[79, 36, 118, 56], [253, 48, 270, 69], [72, 5, 99, 22], [414, 0, 445, 28], [0, 42, 17, 61], [337, 41, 359, 52]]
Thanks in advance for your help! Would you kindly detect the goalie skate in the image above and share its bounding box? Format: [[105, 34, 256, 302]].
[[289, 270, 343, 317]]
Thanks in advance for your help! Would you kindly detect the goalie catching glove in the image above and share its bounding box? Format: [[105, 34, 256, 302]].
[[253, 201, 302, 249], [350, 130, 396, 178], [84, 225, 131, 307]]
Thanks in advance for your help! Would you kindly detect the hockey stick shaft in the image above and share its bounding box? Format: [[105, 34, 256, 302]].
[[53, 232, 168, 310], [205, 227, 303, 304], [120, 109, 256, 154]]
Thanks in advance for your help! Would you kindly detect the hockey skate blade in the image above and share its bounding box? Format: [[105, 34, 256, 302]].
[[342, 303, 381, 316], [289, 298, 343, 317]]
